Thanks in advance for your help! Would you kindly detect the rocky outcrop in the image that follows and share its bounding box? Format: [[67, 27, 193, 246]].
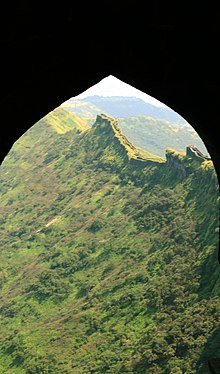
[[94, 114, 164, 166], [94, 115, 214, 177], [165, 148, 188, 176], [186, 145, 210, 161], [95, 114, 139, 155], [165, 146, 215, 179]]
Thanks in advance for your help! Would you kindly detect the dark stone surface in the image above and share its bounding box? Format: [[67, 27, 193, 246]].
[[208, 358, 220, 374]]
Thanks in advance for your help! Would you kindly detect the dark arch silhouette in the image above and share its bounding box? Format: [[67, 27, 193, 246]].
[[1, 4, 219, 265], [1, 2, 219, 177], [1, 70, 220, 173]]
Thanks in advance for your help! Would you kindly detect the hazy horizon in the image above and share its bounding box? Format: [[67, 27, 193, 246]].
[[63, 75, 168, 108]]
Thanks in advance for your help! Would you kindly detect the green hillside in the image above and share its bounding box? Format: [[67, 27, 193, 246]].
[[42, 107, 89, 134], [0, 110, 219, 373]]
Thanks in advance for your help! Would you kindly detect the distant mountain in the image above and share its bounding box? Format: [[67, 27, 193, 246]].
[[72, 75, 168, 109], [62, 98, 101, 125], [64, 95, 187, 124], [118, 116, 208, 157], [0, 109, 219, 372], [62, 97, 208, 157]]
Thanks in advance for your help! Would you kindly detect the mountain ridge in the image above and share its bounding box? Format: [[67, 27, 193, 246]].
[[61, 96, 209, 157], [93, 114, 165, 165], [67, 95, 187, 124], [90, 114, 213, 179]]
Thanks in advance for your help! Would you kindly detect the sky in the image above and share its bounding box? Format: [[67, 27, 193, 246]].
[[68, 75, 168, 108]]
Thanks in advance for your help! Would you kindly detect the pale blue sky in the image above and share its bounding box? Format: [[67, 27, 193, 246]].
[[73, 75, 167, 108]]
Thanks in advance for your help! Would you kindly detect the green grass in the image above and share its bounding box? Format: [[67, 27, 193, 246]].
[[45, 107, 90, 134]]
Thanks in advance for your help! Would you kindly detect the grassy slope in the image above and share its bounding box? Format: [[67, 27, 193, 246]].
[[61, 100, 101, 126], [42, 107, 89, 134], [0, 110, 219, 373]]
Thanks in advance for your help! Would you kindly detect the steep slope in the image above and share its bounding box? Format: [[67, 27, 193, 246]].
[[44, 107, 89, 134], [92, 114, 164, 164], [0, 112, 219, 373], [61, 99, 101, 125]]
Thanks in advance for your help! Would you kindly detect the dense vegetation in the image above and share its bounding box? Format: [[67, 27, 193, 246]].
[[0, 108, 219, 373]]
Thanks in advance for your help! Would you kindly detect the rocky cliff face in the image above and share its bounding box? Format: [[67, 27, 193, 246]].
[[186, 145, 210, 160], [165, 148, 188, 177], [94, 115, 215, 178], [93, 114, 165, 166], [165, 145, 215, 179]]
